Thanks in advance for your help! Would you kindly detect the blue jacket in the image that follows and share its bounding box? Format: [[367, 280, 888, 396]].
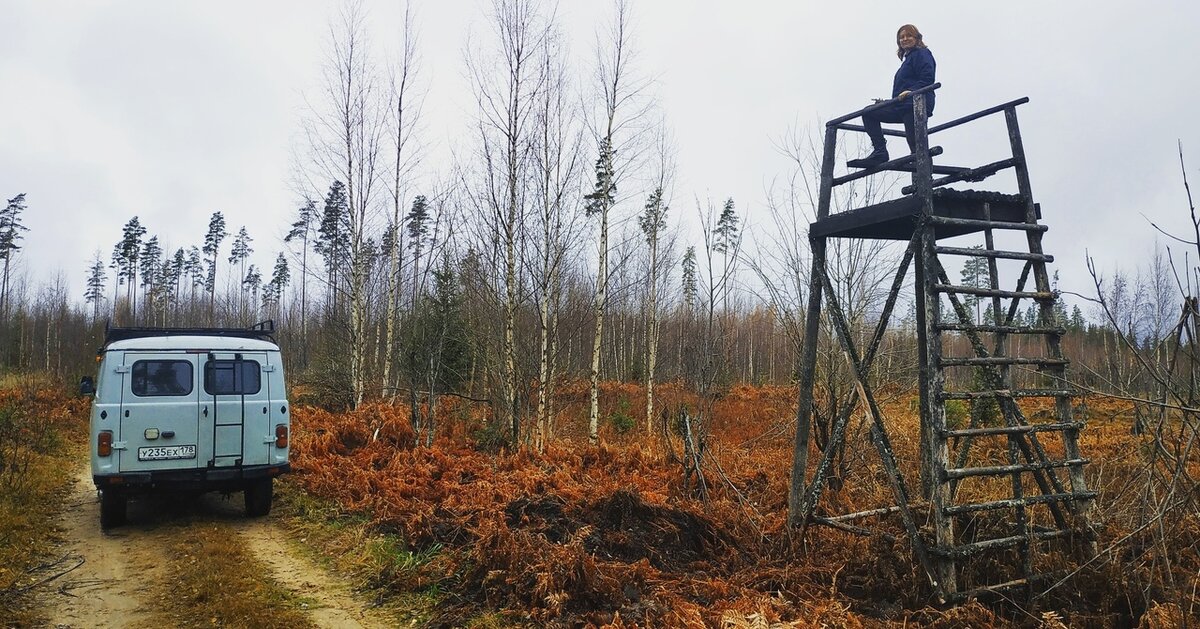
[[893, 47, 936, 114]]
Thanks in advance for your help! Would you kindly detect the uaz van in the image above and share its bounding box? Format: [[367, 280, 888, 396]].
[[83, 322, 290, 528]]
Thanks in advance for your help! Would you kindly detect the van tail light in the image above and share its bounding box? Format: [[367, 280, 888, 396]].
[[275, 424, 288, 448], [98, 431, 113, 457]]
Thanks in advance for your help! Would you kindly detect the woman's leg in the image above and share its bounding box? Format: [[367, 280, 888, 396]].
[[853, 103, 907, 165]]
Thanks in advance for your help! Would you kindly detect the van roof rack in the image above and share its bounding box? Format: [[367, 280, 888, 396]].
[[103, 320, 277, 345]]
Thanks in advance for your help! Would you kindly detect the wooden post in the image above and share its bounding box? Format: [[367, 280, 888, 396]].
[[1004, 108, 1093, 518], [788, 124, 838, 527], [911, 92, 956, 594]]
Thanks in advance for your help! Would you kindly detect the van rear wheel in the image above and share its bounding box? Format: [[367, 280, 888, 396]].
[[100, 490, 126, 529], [244, 478, 273, 517]]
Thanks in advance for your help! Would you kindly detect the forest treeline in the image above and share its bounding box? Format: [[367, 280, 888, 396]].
[[0, 0, 1189, 450]]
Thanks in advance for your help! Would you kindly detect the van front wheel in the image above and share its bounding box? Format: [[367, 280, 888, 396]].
[[100, 490, 126, 529], [244, 478, 273, 517]]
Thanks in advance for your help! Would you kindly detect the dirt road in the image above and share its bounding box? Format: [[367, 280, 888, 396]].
[[40, 466, 392, 629]]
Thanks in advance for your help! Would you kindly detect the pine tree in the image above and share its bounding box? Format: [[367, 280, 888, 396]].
[[682, 246, 698, 311], [83, 251, 108, 323], [229, 227, 254, 316], [0, 193, 29, 321], [407, 195, 431, 299], [640, 187, 668, 433], [959, 245, 989, 324], [167, 248, 187, 318], [1070, 305, 1086, 331], [117, 217, 147, 323], [263, 252, 290, 314], [284, 198, 317, 329], [713, 198, 740, 313], [316, 181, 350, 306], [186, 246, 204, 304], [242, 265, 262, 318], [202, 212, 227, 323], [139, 235, 163, 322]]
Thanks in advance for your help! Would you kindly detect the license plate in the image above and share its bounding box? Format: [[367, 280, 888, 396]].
[[137, 445, 197, 461]]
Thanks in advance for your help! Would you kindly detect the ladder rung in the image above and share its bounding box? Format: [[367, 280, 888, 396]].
[[934, 284, 1053, 299], [933, 530, 1070, 558], [943, 491, 1098, 516], [937, 322, 1064, 335], [943, 421, 1083, 438], [940, 390, 1075, 401], [935, 245, 1053, 262], [927, 216, 1046, 232], [944, 458, 1088, 480], [940, 357, 1068, 367]]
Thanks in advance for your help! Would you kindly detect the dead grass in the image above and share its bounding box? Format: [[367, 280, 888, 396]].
[[284, 383, 1200, 626], [0, 381, 87, 627], [272, 480, 453, 627], [150, 521, 316, 629]]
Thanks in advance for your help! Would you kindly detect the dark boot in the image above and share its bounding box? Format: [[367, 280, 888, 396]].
[[847, 145, 889, 169]]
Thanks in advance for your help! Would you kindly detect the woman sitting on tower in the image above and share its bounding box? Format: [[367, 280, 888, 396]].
[[852, 24, 936, 167]]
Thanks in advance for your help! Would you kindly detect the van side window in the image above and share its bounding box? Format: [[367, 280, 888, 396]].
[[131, 360, 194, 397], [204, 360, 261, 395]]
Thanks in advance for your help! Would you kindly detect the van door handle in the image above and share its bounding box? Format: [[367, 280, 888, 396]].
[[203, 406, 209, 417]]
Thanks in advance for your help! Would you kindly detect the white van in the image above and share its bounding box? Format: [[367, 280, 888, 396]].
[[83, 322, 290, 528]]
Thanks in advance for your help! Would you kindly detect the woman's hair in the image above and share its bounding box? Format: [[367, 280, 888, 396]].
[[896, 24, 927, 59]]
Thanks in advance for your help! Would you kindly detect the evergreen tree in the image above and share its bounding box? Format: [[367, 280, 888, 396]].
[[263, 252, 290, 313], [714, 198, 739, 254], [1070, 305, 1086, 331], [139, 235, 163, 321], [406, 195, 431, 298], [201, 212, 226, 321], [316, 181, 350, 303], [639, 187, 668, 242], [229, 226, 254, 315], [584, 138, 616, 217], [0, 193, 29, 321], [682, 246, 697, 311], [186, 246, 204, 302], [1051, 271, 1069, 325], [117, 217, 147, 322], [167, 248, 187, 316], [959, 246, 989, 324], [242, 264, 262, 317], [202, 212, 227, 322], [84, 251, 108, 322], [284, 198, 317, 324], [713, 198, 740, 312]]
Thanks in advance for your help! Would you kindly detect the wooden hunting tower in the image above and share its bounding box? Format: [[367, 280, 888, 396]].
[[792, 84, 1095, 602]]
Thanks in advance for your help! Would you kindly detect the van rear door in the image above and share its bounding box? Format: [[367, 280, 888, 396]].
[[203, 352, 270, 468], [118, 354, 200, 472]]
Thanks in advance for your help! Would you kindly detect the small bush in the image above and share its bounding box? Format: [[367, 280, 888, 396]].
[[944, 399, 969, 430], [608, 398, 635, 434]]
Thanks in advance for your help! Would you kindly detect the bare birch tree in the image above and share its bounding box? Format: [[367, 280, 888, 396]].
[[382, 1, 424, 399], [530, 23, 586, 450], [586, 0, 652, 444], [303, 0, 388, 408], [640, 125, 676, 434], [464, 0, 551, 443]]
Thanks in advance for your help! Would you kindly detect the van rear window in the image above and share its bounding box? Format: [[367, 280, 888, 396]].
[[131, 360, 194, 397], [204, 360, 261, 395]]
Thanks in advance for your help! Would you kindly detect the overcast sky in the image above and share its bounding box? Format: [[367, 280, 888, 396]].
[[2, 1, 1198, 314]]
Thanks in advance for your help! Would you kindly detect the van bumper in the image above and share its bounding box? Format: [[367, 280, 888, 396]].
[[93, 463, 290, 493]]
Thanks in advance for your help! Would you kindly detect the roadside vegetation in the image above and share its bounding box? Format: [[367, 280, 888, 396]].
[[0, 376, 87, 627], [152, 522, 316, 629], [283, 383, 1198, 627]]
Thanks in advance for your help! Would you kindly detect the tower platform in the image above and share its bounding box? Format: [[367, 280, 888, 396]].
[[810, 189, 1040, 241]]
